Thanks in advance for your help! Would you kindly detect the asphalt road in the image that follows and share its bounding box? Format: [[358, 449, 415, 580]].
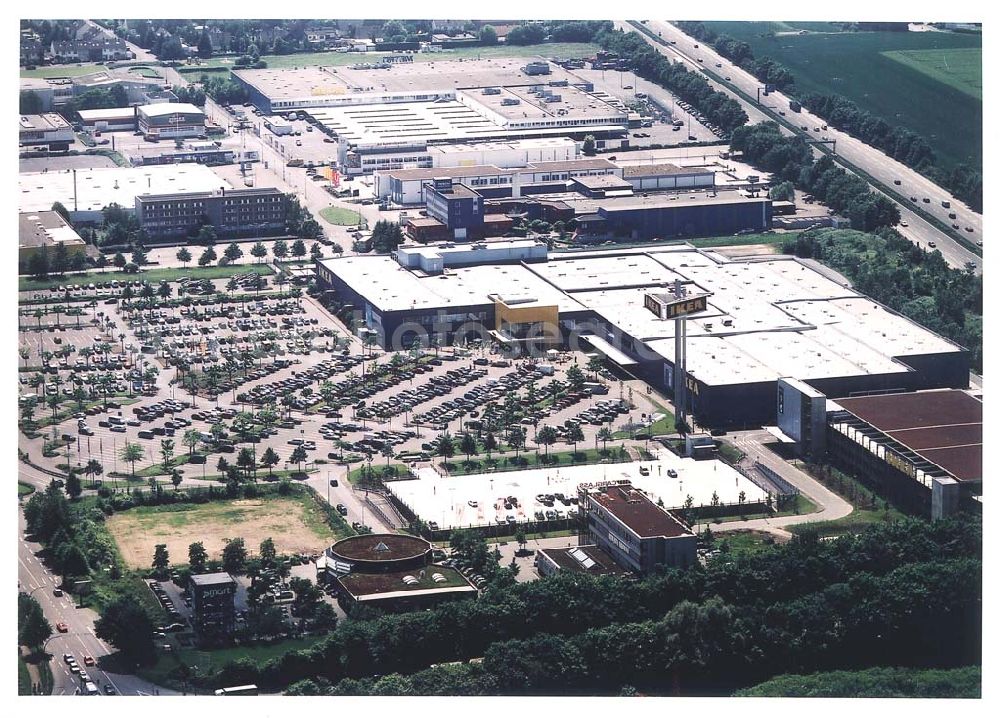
[[635, 21, 981, 272], [18, 511, 178, 696]]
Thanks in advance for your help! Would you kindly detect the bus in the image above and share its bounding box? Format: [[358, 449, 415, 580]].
[[214, 685, 259, 696]]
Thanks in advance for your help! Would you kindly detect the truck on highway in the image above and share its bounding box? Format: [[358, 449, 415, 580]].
[[789, 100, 802, 113]]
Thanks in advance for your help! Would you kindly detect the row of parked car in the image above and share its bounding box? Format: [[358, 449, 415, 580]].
[[360, 364, 486, 421], [412, 365, 543, 429], [237, 354, 366, 406]]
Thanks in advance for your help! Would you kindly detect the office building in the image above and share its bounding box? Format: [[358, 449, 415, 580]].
[[137, 102, 206, 139], [189, 572, 236, 639], [535, 545, 630, 578], [578, 481, 697, 574], [135, 187, 286, 239]]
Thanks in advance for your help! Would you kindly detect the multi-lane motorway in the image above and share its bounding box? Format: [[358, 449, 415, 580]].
[[624, 20, 982, 272]]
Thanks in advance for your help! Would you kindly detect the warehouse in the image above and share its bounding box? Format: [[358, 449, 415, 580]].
[[825, 389, 982, 517], [18, 210, 88, 263], [318, 242, 969, 428], [137, 102, 206, 139], [428, 137, 579, 168], [19, 164, 231, 222], [78, 106, 137, 133], [18, 113, 74, 147], [621, 163, 716, 191]]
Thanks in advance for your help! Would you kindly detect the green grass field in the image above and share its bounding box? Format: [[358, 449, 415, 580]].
[[320, 206, 365, 225], [127, 65, 163, 79], [20, 64, 104, 78], [882, 47, 982, 99], [701, 23, 982, 171], [18, 482, 36, 497], [19, 263, 274, 292]]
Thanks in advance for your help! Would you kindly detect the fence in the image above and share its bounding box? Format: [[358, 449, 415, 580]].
[[753, 461, 800, 498]]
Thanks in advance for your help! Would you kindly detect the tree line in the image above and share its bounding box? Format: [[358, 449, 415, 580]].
[[596, 28, 749, 134], [782, 227, 983, 372], [731, 122, 901, 231], [675, 22, 796, 91], [735, 665, 980, 698], [802, 94, 983, 212], [194, 517, 979, 693]]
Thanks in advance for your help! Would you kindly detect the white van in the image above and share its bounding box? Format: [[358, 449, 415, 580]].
[[84, 681, 99, 695]]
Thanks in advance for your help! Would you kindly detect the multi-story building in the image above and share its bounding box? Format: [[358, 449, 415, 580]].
[[424, 179, 484, 240], [578, 481, 697, 574], [189, 572, 236, 640], [134, 187, 287, 239], [50, 36, 132, 63]]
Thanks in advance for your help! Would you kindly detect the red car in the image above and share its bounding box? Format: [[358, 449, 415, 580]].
[[83, 655, 95, 666], [56, 622, 68, 633]]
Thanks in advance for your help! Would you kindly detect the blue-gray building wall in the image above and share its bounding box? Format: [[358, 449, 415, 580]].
[[599, 199, 772, 240]]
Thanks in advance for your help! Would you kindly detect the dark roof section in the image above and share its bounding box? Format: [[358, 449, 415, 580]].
[[588, 485, 692, 539], [337, 565, 475, 597], [539, 545, 629, 575], [330, 533, 430, 563], [190, 572, 236, 587], [836, 390, 982, 482]]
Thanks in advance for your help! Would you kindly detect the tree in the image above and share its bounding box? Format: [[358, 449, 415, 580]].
[[65, 471, 83, 500], [18, 593, 52, 651], [436, 432, 455, 461], [222, 537, 247, 575], [289, 444, 308, 472], [198, 246, 217, 266], [94, 597, 155, 666], [273, 239, 288, 260], [582, 135, 596, 156], [159, 438, 175, 472], [536, 425, 558, 459], [197, 30, 213, 58], [152, 543, 170, 577], [170, 469, 183, 491], [259, 537, 277, 565], [460, 432, 478, 463], [507, 425, 526, 458], [84, 458, 104, 489], [479, 25, 498, 45], [224, 242, 244, 265], [120, 441, 144, 480], [261, 447, 280, 478], [566, 364, 585, 392], [291, 239, 307, 259], [483, 431, 498, 460], [565, 424, 585, 455], [188, 542, 208, 573], [176, 247, 192, 267], [19, 89, 43, 114], [514, 526, 527, 549], [251, 241, 268, 264], [27, 246, 50, 279], [182, 428, 201, 457]]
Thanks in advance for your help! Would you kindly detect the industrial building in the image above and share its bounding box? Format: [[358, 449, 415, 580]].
[[578, 481, 697, 574], [78, 106, 138, 133], [18, 210, 88, 263], [316, 243, 969, 428], [428, 137, 579, 168], [135, 187, 287, 240], [189, 572, 237, 640], [137, 102, 206, 139], [318, 534, 476, 613], [18, 114, 74, 147], [825, 389, 982, 517], [19, 164, 232, 222], [20, 69, 168, 112], [621, 163, 716, 192]]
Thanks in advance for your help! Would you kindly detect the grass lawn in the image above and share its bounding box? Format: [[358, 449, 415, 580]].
[[717, 441, 744, 464], [706, 493, 818, 524], [139, 635, 325, 690], [711, 529, 781, 555], [18, 482, 36, 497], [614, 402, 675, 439], [786, 463, 908, 538], [320, 206, 365, 225], [688, 232, 793, 249], [20, 264, 274, 291], [701, 23, 982, 171], [105, 493, 338, 569], [882, 47, 982, 100], [127, 66, 163, 79], [20, 64, 104, 78]]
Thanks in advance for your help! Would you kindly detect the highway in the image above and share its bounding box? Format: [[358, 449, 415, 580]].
[[626, 21, 982, 272]]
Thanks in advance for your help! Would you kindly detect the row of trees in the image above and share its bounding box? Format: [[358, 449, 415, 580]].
[[596, 28, 749, 133], [731, 122, 900, 231], [782, 227, 983, 372], [802, 94, 983, 212], [194, 517, 980, 692], [675, 22, 796, 91]]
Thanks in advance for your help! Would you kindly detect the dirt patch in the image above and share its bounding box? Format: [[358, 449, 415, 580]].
[[106, 496, 336, 569]]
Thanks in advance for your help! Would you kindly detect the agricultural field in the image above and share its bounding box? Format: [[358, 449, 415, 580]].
[[105, 494, 338, 569], [320, 206, 365, 225], [260, 42, 601, 69], [701, 23, 982, 171]]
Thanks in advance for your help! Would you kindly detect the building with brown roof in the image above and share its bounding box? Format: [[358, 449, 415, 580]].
[[578, 481, 696, 574]]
